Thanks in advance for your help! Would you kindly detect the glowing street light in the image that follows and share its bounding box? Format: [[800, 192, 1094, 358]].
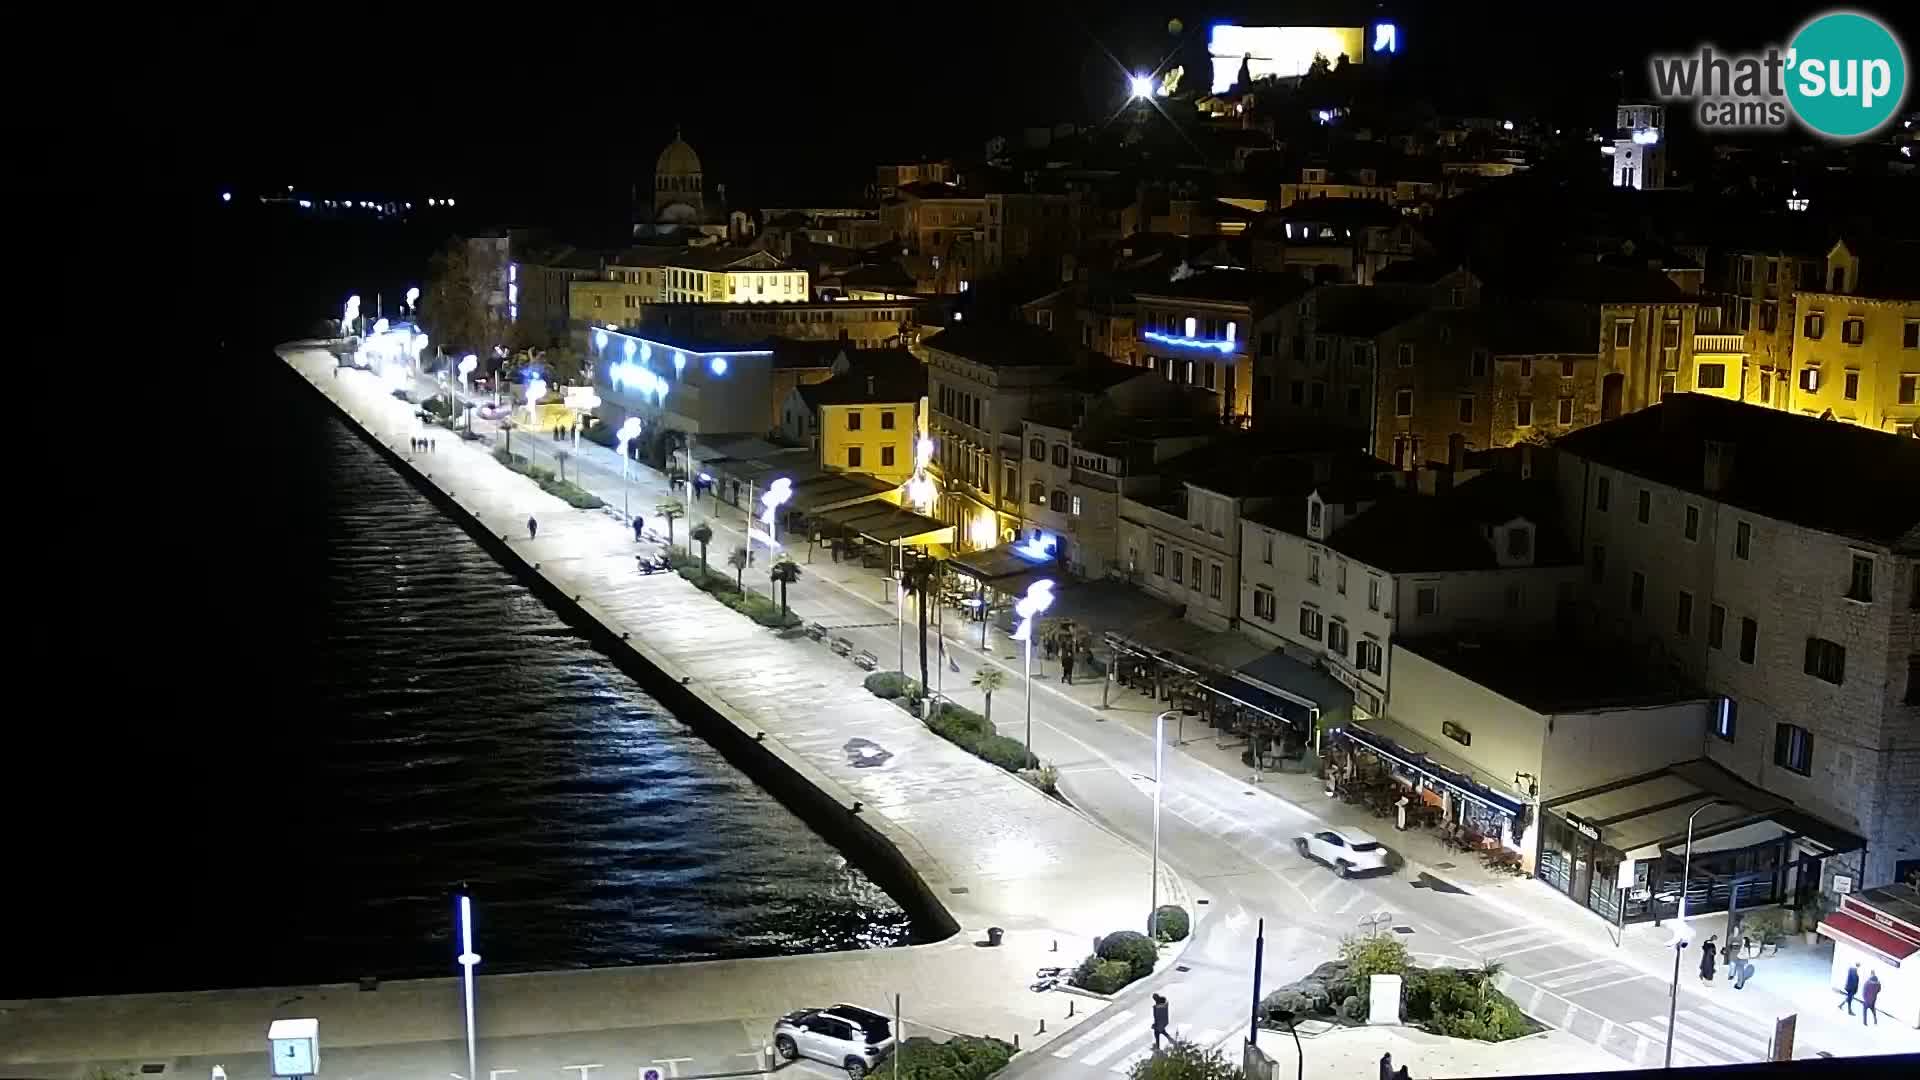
[[455, 891, 481, 1080], [404, 286, 419, 317], [616, 416, 644, 517], [903, 435, 937, 513], [525, 376, 547, 430], [758, 476, 793, 552], [1128, 73, 1155, 99], [594, 328, 609, 352], [342, 294, 361, 337], [1011, 578, 1057, 760]]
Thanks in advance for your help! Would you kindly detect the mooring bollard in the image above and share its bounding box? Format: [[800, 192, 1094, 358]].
[[1068, 999, 1075, 1017], [1014, 1034, 1020, 1051], [1038, 1019, 1045, 1034]]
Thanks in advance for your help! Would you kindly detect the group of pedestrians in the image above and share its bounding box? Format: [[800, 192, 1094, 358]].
[[1697, 935, 1756, 990], [410, 436, 438, 453], [1840, 962, 1883, 1025]]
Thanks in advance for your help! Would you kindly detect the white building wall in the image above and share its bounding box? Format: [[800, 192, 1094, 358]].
[[1385, 645, 1549, 793], [1542, 703, 1712, 799]]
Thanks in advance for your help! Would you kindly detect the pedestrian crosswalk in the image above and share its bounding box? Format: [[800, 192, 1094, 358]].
[[1050, 990, 1229, 1076], [1626, 1002, 1777, 1069]]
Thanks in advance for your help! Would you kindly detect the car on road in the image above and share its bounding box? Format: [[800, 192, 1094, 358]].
[[772, 1004, 894, 1078], [1295, 826, 1390, 877]]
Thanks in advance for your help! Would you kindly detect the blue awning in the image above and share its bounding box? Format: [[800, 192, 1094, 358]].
[[1199, 673, 1308, 727], [1337, 724, 1526, 818]]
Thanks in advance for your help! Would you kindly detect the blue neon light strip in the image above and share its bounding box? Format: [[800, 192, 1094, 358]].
[[1144, 330, 1236, 353]]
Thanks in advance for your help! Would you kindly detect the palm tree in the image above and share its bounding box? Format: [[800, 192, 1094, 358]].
[[727, 545, 750, 592], [656, 499, 684, 550], [690, 522, 714, 579], [972, 665, 1008, 726], [900, 553, 938, 692], [770, 557, 802, 615]]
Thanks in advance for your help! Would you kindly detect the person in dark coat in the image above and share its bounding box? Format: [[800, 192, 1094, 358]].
[[1061, 648, 1076, 686], [1699, 936, 1718, 983], [632, 515, 646, 542], [1150, 993, 1169, 1049], [1862, 970, 1881, 1024], [1378, 1053, 1394, 1080], [528, 516, 538, 540], [1841, 962, 1861, 1014]]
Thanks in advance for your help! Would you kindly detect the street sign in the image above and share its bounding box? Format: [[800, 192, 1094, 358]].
[[1772, 1014, 1796, 1061]]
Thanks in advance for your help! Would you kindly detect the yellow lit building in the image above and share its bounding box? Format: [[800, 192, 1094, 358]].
[[781, 350, 929, 485], [661, 247, 809, 304], [1788, 239, 1920, 436]]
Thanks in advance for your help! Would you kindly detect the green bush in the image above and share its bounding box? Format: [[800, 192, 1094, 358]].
[[1098, 930, 1159, 979], [1402, 967, 1533, 1042], [1152, 905, 1191, 942], [925, 702, 1037, 772], [891, 1035, 1016, 1080], [668, 551, 801, 628], [1070, 957, 1137, 995], [422, 396, 454, 418], [1125, 1035, 1245, 1080], [864, 671, 921, 699], [1340, 934, 1410, 982], [488, 446, 604, 509]]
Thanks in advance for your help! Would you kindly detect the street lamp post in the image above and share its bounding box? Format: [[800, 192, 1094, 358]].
[[1664, 799, 1728, 1068], [455, 890, 481, 1080], [616, 418, 643, 521], [760, 478, 793, 585], [1150, 709, 1172, 939], [1011, 579, 1056, 762]]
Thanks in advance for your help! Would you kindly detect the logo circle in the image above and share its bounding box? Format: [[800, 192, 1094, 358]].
[[1786, 11, 1907, 138]]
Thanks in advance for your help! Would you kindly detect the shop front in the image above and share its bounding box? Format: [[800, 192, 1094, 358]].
[[1817, 883, 1920, 1028], [1538, 759, 1864, 929], [1328, 720, 1531, 870]]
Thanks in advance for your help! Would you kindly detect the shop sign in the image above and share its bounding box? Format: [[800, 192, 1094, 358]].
[[1566, 814, 1602, 842], [1834, 875, 1854, 894]]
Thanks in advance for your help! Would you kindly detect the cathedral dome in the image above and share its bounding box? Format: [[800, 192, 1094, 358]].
[[656, 135, 702, 179]]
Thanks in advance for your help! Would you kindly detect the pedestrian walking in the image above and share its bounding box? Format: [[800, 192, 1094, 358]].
[[1699, 936, 1718, 983], [1378, 1053, 1394, 1080], [1150, 993, 1169, 1050], [1061, 649, 1075, 686], [1733, 956, 1754, 990], [632, 515, 646, 542], [1841, 962, 1861, 1014], [1862, 970, 1881, 1025], [528, 516, 538, 540]]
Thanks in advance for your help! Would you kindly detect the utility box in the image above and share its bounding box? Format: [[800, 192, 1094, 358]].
[[268, 1018, 320, 1076], [1367, 974, 1403, 1025]]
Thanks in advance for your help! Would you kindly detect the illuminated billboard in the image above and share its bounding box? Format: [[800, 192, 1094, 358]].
[[1208, 24, 1366, 92]]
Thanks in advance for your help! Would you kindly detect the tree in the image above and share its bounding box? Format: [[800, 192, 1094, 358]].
[[656, 499, 684, 550], [770, 557, 802, 615], [690, 522, 714, 579], [900, 553, 938, 692], [421, 237, 507, 362], [972, 666, 1007, 726], [1126, 1039, 1244, 1080], [727, 545, 750, 592]]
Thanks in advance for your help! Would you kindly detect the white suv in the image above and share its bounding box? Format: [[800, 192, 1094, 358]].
[[773, 1005, 895, 1078], [1296, 826, 1390, 877]]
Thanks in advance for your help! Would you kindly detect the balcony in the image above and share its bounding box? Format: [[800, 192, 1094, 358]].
[[1694, 334, 1746, 354]]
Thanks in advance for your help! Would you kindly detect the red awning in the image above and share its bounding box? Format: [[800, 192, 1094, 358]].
[[1818, 912, 1918, 967]]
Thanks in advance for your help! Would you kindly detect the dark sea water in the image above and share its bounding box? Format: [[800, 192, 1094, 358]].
[[4, 212, 910, 998]]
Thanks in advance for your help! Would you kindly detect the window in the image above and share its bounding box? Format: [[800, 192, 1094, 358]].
[[1800, 366, 1821, 393], [1803, 312, 1824, 340], [1847, 554, 1874, 602], [1596, 476, 1611, 511], [1662, 322, 1681, 350], [1327, 621, 1349, 656], [1029, 437, 1045, 459], [1842, 370, 1860, 401], [1506, 526, 1531, 560], [1397, 343, 1414, 367], [847, 446, 863, 468], [1661, 373, 1678, 399], [1905, 320, 1919, 349], [1907, 655, 1919, 705], [1684, 505, 1700, 541], [1760, 371, 1773, 404], [1714, 698, 1737, 741], [1262, 533, 1274, 565], [1739, 616, 1758, 664], [1901, 374, 1919, 405], [1071, 495, 1082, 516], [1735, 521, 1752, 560], [1471, 349, 1489, 377], [1308, 552, 1322, 584], [1696, 363, 1726, 389], [1416, 586, 1437, 616], [1520, 357, 1534, 378], [1209, 562, 1222, 599], [1591, 544, 1607, 584], [880, 445, 895, 468], [1298, 606, 1324, 640], [1841, 318, 1864, 345], [1804, 637, 1847, 684], [1504, 583, 1524, 609], [1629, 570, 1646, 613], [1191, 555, 1202, 590], [1708, 604, 1726, 648], [1253, 587, 1276, 621], [1153, 542, 1166, 576], [1357, 639, 1382, 674], [1773, 723, 1814, 776], [1367, 577, 1381, 611], [1050, 489, 1068, 513], [1004, 465, 1016, 498], [1029, 481, 1045, 505], [1676, 591, 1694, 636], [1516, 397, 1533, 426], [1558, 396, 1574, 424], [1053, 444, 1069, 467], [1171, 551, 1183, 583], [1637, 489, 1651, 524], [846, 410, 862, 431], [1394, 388, 1413, 417], [1336, 562, 1348, 595], [1613, 320, 1634, 348], [1458, 396, 1475, 424]]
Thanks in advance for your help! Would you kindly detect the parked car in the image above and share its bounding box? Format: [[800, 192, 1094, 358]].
[[1295, 826, 1390, 877], [772, 1005, 894, 1078]]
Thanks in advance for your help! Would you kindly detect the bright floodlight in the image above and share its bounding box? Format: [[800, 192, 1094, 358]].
[[709, 356, 728, 376], [1011, 579, 1057, 642], [221, 192, 232, 202], [594, 329, 608, 351], [673, 351, 686, 374], [458, 354, 478, 376], [405, 286, 420, 307], [1129, 73, 1155, 99]]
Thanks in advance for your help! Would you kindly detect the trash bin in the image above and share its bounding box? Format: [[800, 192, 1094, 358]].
[[986, 927, 1004, 946]]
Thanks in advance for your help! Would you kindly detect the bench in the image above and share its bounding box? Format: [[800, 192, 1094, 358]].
[[830, 636, 854, 657], [806, 622, 830, 641], [853, 650, 879, 671]]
